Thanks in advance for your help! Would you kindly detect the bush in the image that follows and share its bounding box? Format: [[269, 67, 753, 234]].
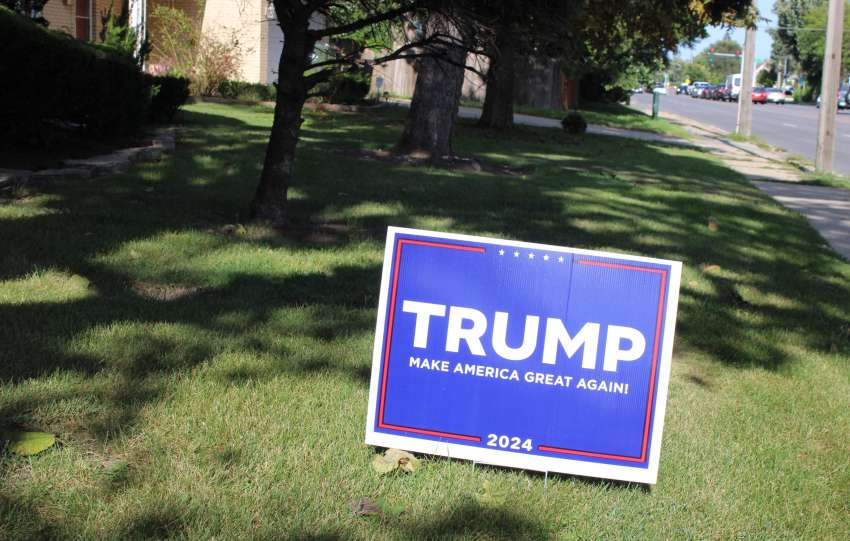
[[0, 6, 148, 144], [98, 5, 150, 68], [561, 112, 588, 135], [146, 75, 190, 122], [793, 85, 815, 103], [603, 87, 631, 104], [217, 80, 276, 101], [325, 70, 370, 104], [150, 6, 248, 96]]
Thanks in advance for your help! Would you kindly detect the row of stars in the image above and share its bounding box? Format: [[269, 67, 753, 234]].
[[498, 248, 565, 262]]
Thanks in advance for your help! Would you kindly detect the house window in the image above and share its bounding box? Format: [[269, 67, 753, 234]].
[[75, 0, 92, 40]]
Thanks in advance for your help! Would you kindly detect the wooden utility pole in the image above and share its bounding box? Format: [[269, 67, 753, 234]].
[[815, 0, 846, 171], [736, 0, 758, 137]]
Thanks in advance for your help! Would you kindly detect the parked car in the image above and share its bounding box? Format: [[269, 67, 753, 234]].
[[676, 83, 689, 95], [714, 86, 732, 101], [783, 88, 795, 103], [711, 85, 724, 100], [766, 88, 786, 104], [751, 87, 768, 104], [816, 84, 850, 109], [690, 81, 710, 97]]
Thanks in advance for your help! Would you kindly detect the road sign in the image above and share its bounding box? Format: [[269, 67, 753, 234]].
[[365, 228, 682, 484]]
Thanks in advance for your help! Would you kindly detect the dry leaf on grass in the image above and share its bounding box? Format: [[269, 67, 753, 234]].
[[371, 448, 420, 474], [348, 497, 405, 518]]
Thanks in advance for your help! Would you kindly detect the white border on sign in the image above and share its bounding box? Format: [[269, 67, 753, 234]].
[[364, 227, 683, 485]]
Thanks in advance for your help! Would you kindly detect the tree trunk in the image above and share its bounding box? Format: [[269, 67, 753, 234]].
[[478, 25, 516, 129], [251, 16, 313, 226], [396, 16, 466, 158]]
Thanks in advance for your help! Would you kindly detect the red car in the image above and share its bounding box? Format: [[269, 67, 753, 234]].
[[751, 87, 768, 104]]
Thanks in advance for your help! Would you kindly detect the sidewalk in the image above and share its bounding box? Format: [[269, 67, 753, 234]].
[[388, 98, 691, 146], [455, 104, 689, 145], [630, 104, 850, 260]]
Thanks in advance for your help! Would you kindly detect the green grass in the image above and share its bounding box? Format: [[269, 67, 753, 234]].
[[799, 170, 850, 191], [1, 103, 849, 540], [726, 131, 774, 151]]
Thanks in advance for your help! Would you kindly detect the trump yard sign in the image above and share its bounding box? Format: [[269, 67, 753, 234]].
[[365, 227, 682, 484]]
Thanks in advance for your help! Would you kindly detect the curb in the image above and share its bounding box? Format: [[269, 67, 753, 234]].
[[0, 127, 179, 193]]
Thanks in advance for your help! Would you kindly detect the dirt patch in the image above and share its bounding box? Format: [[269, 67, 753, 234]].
[[281, 222, 352, 244], [132, 281, 200, 301], [336, 148, 532, 176]]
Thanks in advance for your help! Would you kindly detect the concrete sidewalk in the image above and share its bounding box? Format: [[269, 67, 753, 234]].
[[753, 182, 850, 260], [388, 99, 691, 146], [454, 105, 689, 145], [630, 102, 850, 260]]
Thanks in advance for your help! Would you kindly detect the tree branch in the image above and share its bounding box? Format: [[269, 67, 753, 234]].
[[308, 2, 418, 38]]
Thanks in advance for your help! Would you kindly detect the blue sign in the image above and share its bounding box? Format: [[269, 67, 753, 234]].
[[365, 228, 682, 484]]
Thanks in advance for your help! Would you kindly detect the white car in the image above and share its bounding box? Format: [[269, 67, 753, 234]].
[[766, 88, 786, 104]]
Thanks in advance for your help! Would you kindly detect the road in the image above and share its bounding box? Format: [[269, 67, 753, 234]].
[[631, 93, 850, 176]]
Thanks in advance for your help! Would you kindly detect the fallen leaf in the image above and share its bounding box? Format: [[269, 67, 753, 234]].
[[385, 449, 420, 473], [701, 264, 721, 274], [349, 497, 382, 517], [371, 449, 420, 474], [2, 430, 56, 456], [371, 453, 398, 474]]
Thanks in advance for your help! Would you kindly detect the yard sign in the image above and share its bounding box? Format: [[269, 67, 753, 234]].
[[365, 227, 682, 484]]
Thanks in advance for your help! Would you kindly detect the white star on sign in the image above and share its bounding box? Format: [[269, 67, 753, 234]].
[[528, 253, 535, 259], [499, 249, 505, 256], [513, 251, 520, 257], [558, 256, 565, 263], [543, 254, 549, 261]]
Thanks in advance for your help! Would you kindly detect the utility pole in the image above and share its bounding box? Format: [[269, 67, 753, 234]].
[[736, 0, 758, 137], [815, 0, 845, 171]]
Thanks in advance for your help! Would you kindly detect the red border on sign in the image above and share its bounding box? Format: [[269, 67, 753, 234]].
[[377, 238, 485, 442], [537, 258, 668, 463]]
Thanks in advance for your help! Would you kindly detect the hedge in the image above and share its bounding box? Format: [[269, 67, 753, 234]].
[[0, 6, 147, 143], [217, 80, 277, 101], [325, 70, 370, 104], [147, 74, 190, 122]]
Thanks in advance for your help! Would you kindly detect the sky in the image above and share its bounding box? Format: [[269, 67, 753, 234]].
[[677, 0, 776, 63]]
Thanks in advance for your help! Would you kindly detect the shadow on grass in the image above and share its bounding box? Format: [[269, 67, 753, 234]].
[[393, 500, 551, 540]]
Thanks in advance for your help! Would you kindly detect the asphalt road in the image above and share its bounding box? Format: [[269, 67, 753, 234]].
[[631, 93, 850, 175]]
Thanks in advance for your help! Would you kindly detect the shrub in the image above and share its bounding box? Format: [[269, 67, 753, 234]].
[[146, 75, 190, 122], [0, 6, 148, 144], [793, 85, 815, 103], [603, 87, 631, 104], [561, 112, 587, 135], [98, 4, 150, 68], [149, 6, 248, 96], [217, 80, 277, 101], [325, 70, 371, 104]]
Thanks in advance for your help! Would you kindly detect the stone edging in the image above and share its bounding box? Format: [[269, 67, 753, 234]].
[[0, 127, 179, 192]]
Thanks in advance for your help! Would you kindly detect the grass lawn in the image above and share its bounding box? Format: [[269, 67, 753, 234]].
[[799, 171, 850, 191], [1, 102, 848, 540]]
